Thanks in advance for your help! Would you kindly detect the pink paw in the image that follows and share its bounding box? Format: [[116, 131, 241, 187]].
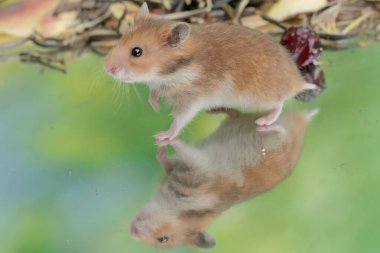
[[156, 147, 172, 169], [255, 116, 277, 127], [256, 124, 286, 134], [156, 147, 166, 161], [149, 98, 160, 112], [154, 131, 176, 146]]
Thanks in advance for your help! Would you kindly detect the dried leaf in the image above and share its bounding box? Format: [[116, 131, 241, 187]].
[[267, 0, 328, 21], [90, 40, 118, 55], [241, 14, 268, 29], [0, 0, 60, 37], [36, 12, 77, 37], [109, 2, 139, 19]]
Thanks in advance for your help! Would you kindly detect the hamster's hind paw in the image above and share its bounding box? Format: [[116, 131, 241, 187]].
[[255, 104, 283, 126], [256, 124, 286, 134]]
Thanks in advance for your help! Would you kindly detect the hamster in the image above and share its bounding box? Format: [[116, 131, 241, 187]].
[[104, 3, 317, 145], [130, 108, 319, 249]]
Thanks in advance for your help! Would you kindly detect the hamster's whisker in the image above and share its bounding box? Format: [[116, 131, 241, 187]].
[[115, 80, 125, 113], [84, 65, 105, 95], [131, 84, 143, 102], [123, 83, 132, 107], [109, 80, 121, 107]]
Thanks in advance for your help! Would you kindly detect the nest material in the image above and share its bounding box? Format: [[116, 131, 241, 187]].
[[0, 0, 379, 72]]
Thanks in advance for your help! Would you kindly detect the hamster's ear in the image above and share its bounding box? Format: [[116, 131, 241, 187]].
[[140, 2, 149, 13], [191, 231, 216, 249], [168, 23, 191, 47], [134, 2, 150, 23]]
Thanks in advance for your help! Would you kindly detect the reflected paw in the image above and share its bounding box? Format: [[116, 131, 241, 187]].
[[154, 131, 176, 146], [256, 124, 286, 134], [156, 147, 173, 169], [255, 116, 277, 127], [156, 147, 167, 162]]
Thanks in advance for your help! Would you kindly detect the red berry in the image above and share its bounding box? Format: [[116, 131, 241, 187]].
[[280, 26, 326, 101], [281, 27, 321, 67]]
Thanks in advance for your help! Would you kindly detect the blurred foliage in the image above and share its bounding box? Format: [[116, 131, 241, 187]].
[[0, 45, 380, 253]]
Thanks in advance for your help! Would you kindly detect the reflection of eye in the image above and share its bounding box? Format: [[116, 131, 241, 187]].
[[131, 47, 143, 57], [157, 236, 169, 243]]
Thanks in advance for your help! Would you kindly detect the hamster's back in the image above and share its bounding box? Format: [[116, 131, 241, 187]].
[[195, 110, 315, 208], [190, 23, 306, 102]]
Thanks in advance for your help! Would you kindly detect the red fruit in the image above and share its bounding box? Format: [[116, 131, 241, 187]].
[[280, 26, 326, 101], [280, 27, 322, 67]]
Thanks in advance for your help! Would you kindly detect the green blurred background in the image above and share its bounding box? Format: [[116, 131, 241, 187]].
[[0, 45, 379, 253]]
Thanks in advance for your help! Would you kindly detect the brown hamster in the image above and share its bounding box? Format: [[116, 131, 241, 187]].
[[130, 108, 319, 249], [104, 3, 316, 145]]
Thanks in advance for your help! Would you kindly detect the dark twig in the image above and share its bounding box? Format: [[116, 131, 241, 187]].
[[260, 14, 287, 30], [19, 51, 66, 74]]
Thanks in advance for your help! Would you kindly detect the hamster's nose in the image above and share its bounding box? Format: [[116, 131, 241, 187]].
[[104, 61, 116, 75], [130, 222, 140, 239]]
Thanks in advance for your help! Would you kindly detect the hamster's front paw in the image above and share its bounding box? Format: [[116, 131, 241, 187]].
[[156, 147, 173, 169], [149, 90, 160, 111], [154, 131, 176, 146], [156, 147, 167, 162], [149, 97, 160, 111]]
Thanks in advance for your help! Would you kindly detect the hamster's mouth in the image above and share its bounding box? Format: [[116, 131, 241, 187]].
[[104, 66, 135, 83], [109, 74, 136, 84], [114, 72, 136, 83]]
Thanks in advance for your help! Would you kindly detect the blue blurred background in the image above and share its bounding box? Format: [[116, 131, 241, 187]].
[[0, 45, 380, 253]]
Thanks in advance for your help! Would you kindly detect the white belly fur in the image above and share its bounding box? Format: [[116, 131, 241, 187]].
[[201, 86, 279, 112]]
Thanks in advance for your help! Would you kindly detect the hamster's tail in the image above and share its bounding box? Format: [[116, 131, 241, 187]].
[[295, 82, 326, 102]]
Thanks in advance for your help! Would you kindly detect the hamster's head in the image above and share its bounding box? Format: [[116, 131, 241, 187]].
[[104, 3, 192, 85], [130, 194, 217, 249]]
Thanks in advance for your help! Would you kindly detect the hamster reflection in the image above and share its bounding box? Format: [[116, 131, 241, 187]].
[[131, 109, 319, 249]]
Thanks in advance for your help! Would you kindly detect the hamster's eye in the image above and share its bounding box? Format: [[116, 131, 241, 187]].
[[131, 47, 143, 57], [157, 236, 169, 243]]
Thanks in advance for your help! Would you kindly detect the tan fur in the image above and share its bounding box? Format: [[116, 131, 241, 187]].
[[211, 117, 308, 207], [196, 110, 311, 210], [105, 11, 311, 141], [108, 19, 306, 104], [187, 24, 305, 103], [131, 109, 317, 249]]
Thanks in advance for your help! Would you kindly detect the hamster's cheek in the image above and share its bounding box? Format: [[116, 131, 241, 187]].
[[131, 68, 160, 83]]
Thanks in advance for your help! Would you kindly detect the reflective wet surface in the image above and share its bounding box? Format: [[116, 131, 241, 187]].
[[1, 45, 380, 253], [129, 110, 318, 249]]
